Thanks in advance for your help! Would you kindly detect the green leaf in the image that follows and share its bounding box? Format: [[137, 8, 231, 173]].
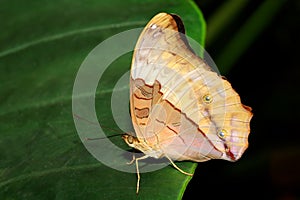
[[0, 0, 206, 199]]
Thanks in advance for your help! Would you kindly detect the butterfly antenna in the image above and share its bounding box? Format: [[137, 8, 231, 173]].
[[73, 113, 98, 126], [73, 113, 124, 140], [85, 133, 123, 141]]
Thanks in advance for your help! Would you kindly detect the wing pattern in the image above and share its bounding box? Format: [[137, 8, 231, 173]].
[[130, 13, 253, 161]]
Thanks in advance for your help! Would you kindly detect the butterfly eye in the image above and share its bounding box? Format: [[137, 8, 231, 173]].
[[218, 129, 227, 139], [203, 94, 213, 104], [127, 135, 134, 144]]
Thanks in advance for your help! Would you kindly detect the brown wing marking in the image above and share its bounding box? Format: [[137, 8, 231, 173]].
[[130, 78, 223, 161], [134, 107, 149, 119]]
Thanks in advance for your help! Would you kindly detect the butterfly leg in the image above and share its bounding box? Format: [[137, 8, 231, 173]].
[[165, 155, 193, 176], [126, 154, 136, 165], [135, 155, 149, 194]]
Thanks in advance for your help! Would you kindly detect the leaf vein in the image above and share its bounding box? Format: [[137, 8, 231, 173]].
[[0, 21, 146, 58], [0, 163, 101, 188], [0, 86, 129, 117]]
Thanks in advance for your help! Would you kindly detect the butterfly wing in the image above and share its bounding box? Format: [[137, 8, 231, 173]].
[[130, 13, 252, 162]]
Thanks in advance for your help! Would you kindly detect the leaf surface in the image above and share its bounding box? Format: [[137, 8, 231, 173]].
[[0, 1, 205, 199]]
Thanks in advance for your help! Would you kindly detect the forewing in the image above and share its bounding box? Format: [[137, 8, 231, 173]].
[[130, 13, 253, 161]]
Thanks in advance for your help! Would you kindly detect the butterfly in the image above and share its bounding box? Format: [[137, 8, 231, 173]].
[[122, 12, 253, 193]]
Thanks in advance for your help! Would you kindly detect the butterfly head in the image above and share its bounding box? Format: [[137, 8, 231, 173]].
[[122, 133, 139, 148], [122, 133, 163, 159]]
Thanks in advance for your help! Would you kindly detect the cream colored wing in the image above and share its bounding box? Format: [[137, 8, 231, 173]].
[[130, 78, 223, 162], [130, 13, 253, 161]]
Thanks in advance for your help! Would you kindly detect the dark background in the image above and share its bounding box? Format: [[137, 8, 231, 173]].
[[184, 0, 299, 199]]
